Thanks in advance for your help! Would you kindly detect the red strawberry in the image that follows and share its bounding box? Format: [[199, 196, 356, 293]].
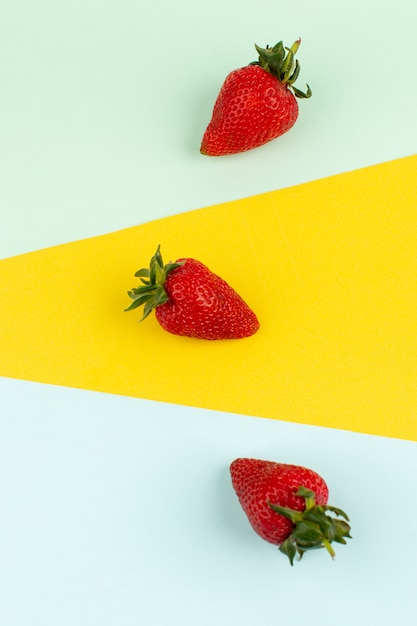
[[201, 38, 311, 156], [125, 246, 259, 340], [230, 458, 351, 565]]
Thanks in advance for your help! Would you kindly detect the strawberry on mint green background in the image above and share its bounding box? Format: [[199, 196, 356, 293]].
[[230, 458, 351, 565], [201, 39, 311, 156]]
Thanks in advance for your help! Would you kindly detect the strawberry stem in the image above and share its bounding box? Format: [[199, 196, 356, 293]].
[[253, 38, 312, 98], [322, 538, 336, 559], [125, 245, 184, 321], [268, 486, 351, 565]]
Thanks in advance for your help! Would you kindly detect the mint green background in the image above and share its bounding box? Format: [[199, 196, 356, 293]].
[[1, 0, 416, 259]]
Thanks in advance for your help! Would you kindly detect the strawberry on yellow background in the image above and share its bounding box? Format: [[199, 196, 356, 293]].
[[0, 156, 416, 441], [125, 245, 259, 339]]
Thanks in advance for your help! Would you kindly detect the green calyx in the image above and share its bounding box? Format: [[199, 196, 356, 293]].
[[125, 245, 184, 320], [268, 486, 352, 566], [252, 39, 312, 99]]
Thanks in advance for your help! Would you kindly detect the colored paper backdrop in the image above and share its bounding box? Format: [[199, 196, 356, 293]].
[[1, 1, 417, 625], [1, 157, 416, 440]]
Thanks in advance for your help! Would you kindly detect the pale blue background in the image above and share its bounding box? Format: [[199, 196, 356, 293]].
[[1, 1, 417, 624], [1, 378, 416, 626]]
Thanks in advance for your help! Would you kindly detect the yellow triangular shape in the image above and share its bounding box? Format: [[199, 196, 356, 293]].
[[1, 156, 416, 440]]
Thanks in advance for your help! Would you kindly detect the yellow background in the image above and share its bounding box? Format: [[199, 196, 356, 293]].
[[1, 155, 416, 440]]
